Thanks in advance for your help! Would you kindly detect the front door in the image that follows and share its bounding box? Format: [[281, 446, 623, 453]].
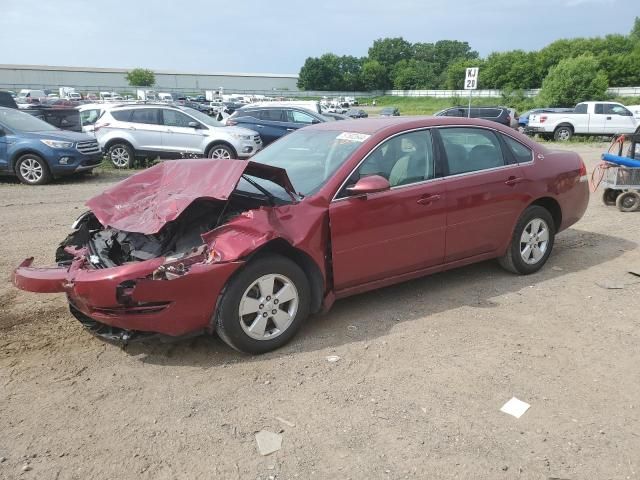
[[603, 103, 637, 134], [329, 129, 446, 291], [436, 127, 530, 263], [160, 109, 206, 154]]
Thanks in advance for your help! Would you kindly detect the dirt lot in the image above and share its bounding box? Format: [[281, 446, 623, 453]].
[[1, 144, 639, 480]]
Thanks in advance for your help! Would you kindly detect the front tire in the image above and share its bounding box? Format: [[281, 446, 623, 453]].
[[215, 255, 310, 354], [498, 206, 555, 275], [15, 154, 52, 185], [207, 143, 235, 160], [108, 143, 134, 168]]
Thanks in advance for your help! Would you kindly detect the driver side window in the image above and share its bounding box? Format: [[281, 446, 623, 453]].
[[342, 130, 434, 195]]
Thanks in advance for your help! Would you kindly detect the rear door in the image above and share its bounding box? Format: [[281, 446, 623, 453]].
[[253, 109, 291, 145], [435, 127, 529, 263], [603, 103, 637, 134], [128, 108, 164, 152], [160, 109, 206, 154]]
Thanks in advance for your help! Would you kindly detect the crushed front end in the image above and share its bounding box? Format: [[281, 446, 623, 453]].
[[12, 201, 251, 341]]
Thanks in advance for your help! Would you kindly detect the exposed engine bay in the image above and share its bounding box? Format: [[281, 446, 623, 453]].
[[55, 194, 268, 268]]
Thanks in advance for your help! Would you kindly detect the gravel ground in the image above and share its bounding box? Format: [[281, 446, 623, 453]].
[[1, 144, 639, 480]]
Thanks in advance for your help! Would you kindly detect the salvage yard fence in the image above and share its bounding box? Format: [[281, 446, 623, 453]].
[[2, 83, 639, 99]]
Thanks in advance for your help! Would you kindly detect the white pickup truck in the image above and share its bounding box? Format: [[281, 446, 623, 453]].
[[527, 101, 639, 141]]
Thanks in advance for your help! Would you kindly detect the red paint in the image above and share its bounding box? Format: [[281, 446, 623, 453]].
[[13, 118, 589, 338]]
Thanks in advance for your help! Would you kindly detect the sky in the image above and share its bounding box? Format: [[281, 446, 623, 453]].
[[1, 0, 637, 74]]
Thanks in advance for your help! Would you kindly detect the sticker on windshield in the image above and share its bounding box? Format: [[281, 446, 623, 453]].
[[336, 132, 370, 142]]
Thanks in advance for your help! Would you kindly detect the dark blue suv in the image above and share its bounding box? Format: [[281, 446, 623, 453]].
[[226, 106, 329, 145], [0, 106, 102, 185]]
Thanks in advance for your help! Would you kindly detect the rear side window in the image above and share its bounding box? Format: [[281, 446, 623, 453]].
[[111, 109, 132, 121], [471, 108, 501, 118], [80, 109, 101, 126], [258, 109, 285, 121], [502, 135, 533, 163], [130, 108, 161, 125], [445, 108, 465, 117], [594, 104, 604, 114], [574, 104, 588, 114], [439, 127, 505, 175]]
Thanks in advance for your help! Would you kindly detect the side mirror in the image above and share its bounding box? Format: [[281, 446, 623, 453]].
[[311, 119, 320, 124], [188, 121, 200, 128], [346, 175, 390, 197]]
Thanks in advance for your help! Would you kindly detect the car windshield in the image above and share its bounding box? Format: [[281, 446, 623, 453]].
[[246, 129, 366, 197], [179, 107, 222, 127], [0, 108, 58, 132]]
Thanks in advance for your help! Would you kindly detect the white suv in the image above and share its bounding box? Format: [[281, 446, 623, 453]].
[[94, 104, 262, 167]]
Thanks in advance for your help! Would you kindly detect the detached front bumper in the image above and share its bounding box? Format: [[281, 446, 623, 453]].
[[13, 256, 243, 337]]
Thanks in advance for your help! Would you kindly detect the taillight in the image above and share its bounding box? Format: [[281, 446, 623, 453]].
[[578, 157, 588, 182], [506, 115, 511, 123], [226, 119, 237, 126], [540, 115, 547, 123]]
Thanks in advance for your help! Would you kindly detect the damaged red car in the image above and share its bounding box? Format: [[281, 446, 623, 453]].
[[13, 118, 589, 353]]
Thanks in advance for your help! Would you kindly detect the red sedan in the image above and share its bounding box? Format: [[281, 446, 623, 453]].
[[13, 117, 589, 353]]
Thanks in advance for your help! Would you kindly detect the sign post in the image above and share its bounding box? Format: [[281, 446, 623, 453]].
[[464, 67, 479, 118]]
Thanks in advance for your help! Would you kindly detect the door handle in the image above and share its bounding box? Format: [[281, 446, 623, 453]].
[[286, 128, 295, 132], [417, 194, 441, 205], [505, 176, 525, 186], [255, 124, 264, 128], [606, 116, 612, 120]]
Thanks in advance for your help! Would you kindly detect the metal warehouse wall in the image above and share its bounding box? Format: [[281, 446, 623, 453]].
[[0, 64, 299, 92]]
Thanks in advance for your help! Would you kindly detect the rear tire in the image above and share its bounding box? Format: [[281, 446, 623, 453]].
[[108, 143, 134, 169], [215, 255, 310, 354], [498, 206, 555, 275], [15, 154, 52, 185], [553, 126, 573, 142], [615, 191, 640, 212]]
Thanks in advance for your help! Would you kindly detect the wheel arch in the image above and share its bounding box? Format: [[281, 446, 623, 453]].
[[104, 138, 135, 153], [554, 122, 574, 133], [529, 196, 562, 232], [247, 238, 325, 314], [205, 141, 237, 159], [10, 149, 48, 171]]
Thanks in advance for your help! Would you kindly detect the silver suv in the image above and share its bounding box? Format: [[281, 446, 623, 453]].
[[94, 104, 262, 168]]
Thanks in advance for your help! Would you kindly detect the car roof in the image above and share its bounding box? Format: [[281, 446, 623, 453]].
[[306, 116, 522, 135]]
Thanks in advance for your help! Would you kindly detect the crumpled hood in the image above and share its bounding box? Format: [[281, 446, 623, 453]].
[[86, 159, 295, 235]]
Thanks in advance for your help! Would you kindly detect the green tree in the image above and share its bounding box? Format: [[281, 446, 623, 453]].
[[482, 50, 539, 89], [391, 60, 437, 89], [297, 54, 364, 90], [630, 16, 640, 43], [368, 37, 413, 73], [361, 60, 388, 90], [538, 55, 608, 107], [125, 68, 155, 87]]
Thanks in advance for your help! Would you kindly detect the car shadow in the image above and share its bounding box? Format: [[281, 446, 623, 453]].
[[124, 228, 636, 367]]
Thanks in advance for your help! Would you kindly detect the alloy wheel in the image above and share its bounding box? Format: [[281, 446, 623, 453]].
[[210, 147, 231, 159], [111, 147, 130, 167], [19, 158, 44, 183], [238, 274, 299, 341], [519, 218, 549, 265]]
